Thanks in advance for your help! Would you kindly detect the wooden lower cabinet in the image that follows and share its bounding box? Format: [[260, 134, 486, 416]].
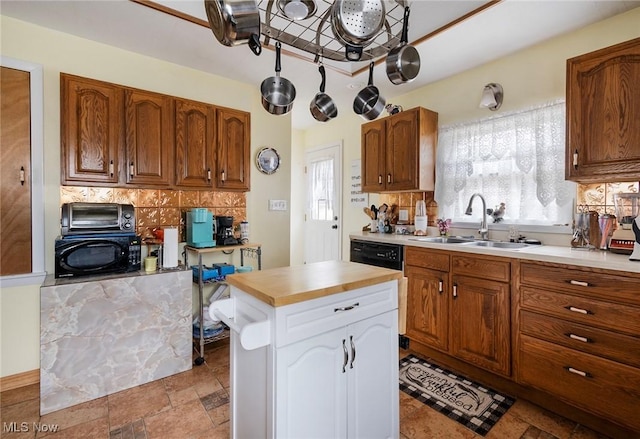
[[404, 247, 511, 377], [516, 260, 640, 435], [519, 335, 640, 432]]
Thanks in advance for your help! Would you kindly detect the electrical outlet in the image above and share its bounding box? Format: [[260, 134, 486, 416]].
[[269, 200, 287, 211]]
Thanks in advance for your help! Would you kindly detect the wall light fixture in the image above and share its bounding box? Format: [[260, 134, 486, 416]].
[[479, 83, 503, 111]]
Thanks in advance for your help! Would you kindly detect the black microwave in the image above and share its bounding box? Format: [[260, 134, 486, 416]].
[[54, 234, 142, 278]]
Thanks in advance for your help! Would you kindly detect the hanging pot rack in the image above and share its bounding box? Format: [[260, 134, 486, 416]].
[[258, 0, 409, 62]]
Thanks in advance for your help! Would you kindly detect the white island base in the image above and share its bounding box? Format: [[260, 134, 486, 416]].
[[212, 261, 401, 439]]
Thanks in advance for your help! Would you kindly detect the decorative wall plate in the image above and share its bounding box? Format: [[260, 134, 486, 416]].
[[256, 147, 281, 174]]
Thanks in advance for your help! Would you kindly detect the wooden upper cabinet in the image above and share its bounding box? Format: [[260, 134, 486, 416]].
[[125, 89, 174, 187], [175, 98, 216, 188], [361, 107, 438, 192], [566, 37, 640, 183], [61, 74, 250, 191], [61, 74, 122, 185], [216, 107, 250, 191], [361, 119, 386, 192]]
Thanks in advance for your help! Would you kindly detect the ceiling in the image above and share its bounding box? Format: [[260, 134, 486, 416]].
[[2, 0, 639, 129]]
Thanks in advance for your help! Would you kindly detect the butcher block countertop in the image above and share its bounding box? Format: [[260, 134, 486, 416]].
[[224, 260, 402, 307]]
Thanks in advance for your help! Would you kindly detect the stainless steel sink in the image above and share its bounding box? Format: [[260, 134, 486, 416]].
[[468, 241, 530, 249], [408, 236, 475, 244]]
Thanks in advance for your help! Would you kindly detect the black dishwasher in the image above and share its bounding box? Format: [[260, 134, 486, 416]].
[[349, 239, 403, 271]]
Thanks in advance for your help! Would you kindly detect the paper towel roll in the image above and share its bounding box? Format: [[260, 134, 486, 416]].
[[162, 227, 179, 268]]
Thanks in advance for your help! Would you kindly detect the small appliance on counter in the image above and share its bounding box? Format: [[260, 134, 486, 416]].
[[216, 216, 239, 246], [60, 202, 135, 235], [609, 193, 640, 255], [631, 216, 640, 261], [187, 208, 216, 248]]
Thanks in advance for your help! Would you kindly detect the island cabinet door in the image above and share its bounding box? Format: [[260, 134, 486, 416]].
[[347, 310, 399, 439], [275, 326, 348, 439], [274, 310, 399, 439]]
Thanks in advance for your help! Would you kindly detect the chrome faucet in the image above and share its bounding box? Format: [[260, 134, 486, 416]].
[[465, 193, 489, 240]]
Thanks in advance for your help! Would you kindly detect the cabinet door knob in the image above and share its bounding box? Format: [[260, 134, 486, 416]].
[[378, 175, 382, 184], [207, 168, 211, 182], [20, 166, 25, 185], [565, 366, 591, 378], [565, 305, 591, 315], [567, 333, 590, 343], [129, 162, 134, 178], [452, 284, 458, 298], [109, 160, 114, 178], [438, 280, 443, 294], [387, 173, 391, 184], [349, 335, 356, 369], [342, 339, 348, 373], [573, 149, 578, 169], [221, 170, 226, 182]]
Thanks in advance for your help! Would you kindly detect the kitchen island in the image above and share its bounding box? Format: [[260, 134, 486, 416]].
[[40, 268, 191, 414], [212, 260, 402, 439]]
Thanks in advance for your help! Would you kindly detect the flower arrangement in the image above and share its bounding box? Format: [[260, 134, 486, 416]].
[[437, 218, 451, 236]]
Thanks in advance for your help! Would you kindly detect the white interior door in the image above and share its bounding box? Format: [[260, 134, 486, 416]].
[[304, 143, 342, 264]]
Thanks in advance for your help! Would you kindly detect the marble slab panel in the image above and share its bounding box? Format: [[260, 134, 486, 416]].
[[40, 270, 192, 414]]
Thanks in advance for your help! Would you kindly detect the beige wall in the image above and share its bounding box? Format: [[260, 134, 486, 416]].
[[297, 7, 640, 258], [0, 15, 291, 378]]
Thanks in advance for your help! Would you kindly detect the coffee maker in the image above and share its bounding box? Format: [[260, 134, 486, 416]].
[[186, 208, 216, 248], [216, 216, 238, 246]]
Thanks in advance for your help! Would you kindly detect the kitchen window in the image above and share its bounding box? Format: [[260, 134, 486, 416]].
[[435, 101, 575, 231]]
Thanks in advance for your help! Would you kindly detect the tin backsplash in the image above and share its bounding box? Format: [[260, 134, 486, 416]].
[[60, 186, 246, 242], [576, 181, 639, 214]]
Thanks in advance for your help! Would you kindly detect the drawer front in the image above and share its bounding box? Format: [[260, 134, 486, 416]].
[[518, 335, 640, 432], [405, 247, 450, 272], [274, 280, 397, 347], [520, 262, 640, 305], [520, 310, 640, 367], [521, 286, 640, 336], [452, 255, 510, 282]]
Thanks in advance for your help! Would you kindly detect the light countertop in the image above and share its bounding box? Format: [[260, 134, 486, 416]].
[[224, 260, 403, 307], [350, 231, 640, 274]]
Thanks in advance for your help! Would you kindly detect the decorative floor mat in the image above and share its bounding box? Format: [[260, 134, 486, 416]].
[[399, 354, 515, 436]]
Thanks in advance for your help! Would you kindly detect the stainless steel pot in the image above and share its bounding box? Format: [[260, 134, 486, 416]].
[[331, 0, 385, 60], [310, 65, 338, 122], [386, 7, 420, 84], [205, 0, 262, 55], [260, 42, 296, 115], [353, 62, 385, 120]]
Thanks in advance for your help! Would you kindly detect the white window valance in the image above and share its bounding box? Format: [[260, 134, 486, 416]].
[[435, 101, 575, 225]]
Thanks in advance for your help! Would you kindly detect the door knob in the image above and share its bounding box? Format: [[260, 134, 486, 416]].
[[332, 225, 338, 229]]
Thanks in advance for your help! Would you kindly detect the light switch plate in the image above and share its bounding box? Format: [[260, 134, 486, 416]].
[[399, 209, 409, 221], [269, 200, 287, 211]]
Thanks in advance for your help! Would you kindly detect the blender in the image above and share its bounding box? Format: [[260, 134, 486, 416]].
[[609, 193, 640, 257]]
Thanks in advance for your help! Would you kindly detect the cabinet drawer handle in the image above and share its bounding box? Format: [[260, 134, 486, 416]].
[[565, 306, 591, 315], [452, 284, 457, 298], [438, 280, 443, 294], [565, 366, 591, 378], [342, 339, 348, 373], [569, 280, 590, 287], [349, 335, 356, 369], [334, 302, 360, 312], [567, 333, 591, 343]]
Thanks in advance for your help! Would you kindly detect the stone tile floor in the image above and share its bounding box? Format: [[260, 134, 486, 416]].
[[0, 340, 612, 439]]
